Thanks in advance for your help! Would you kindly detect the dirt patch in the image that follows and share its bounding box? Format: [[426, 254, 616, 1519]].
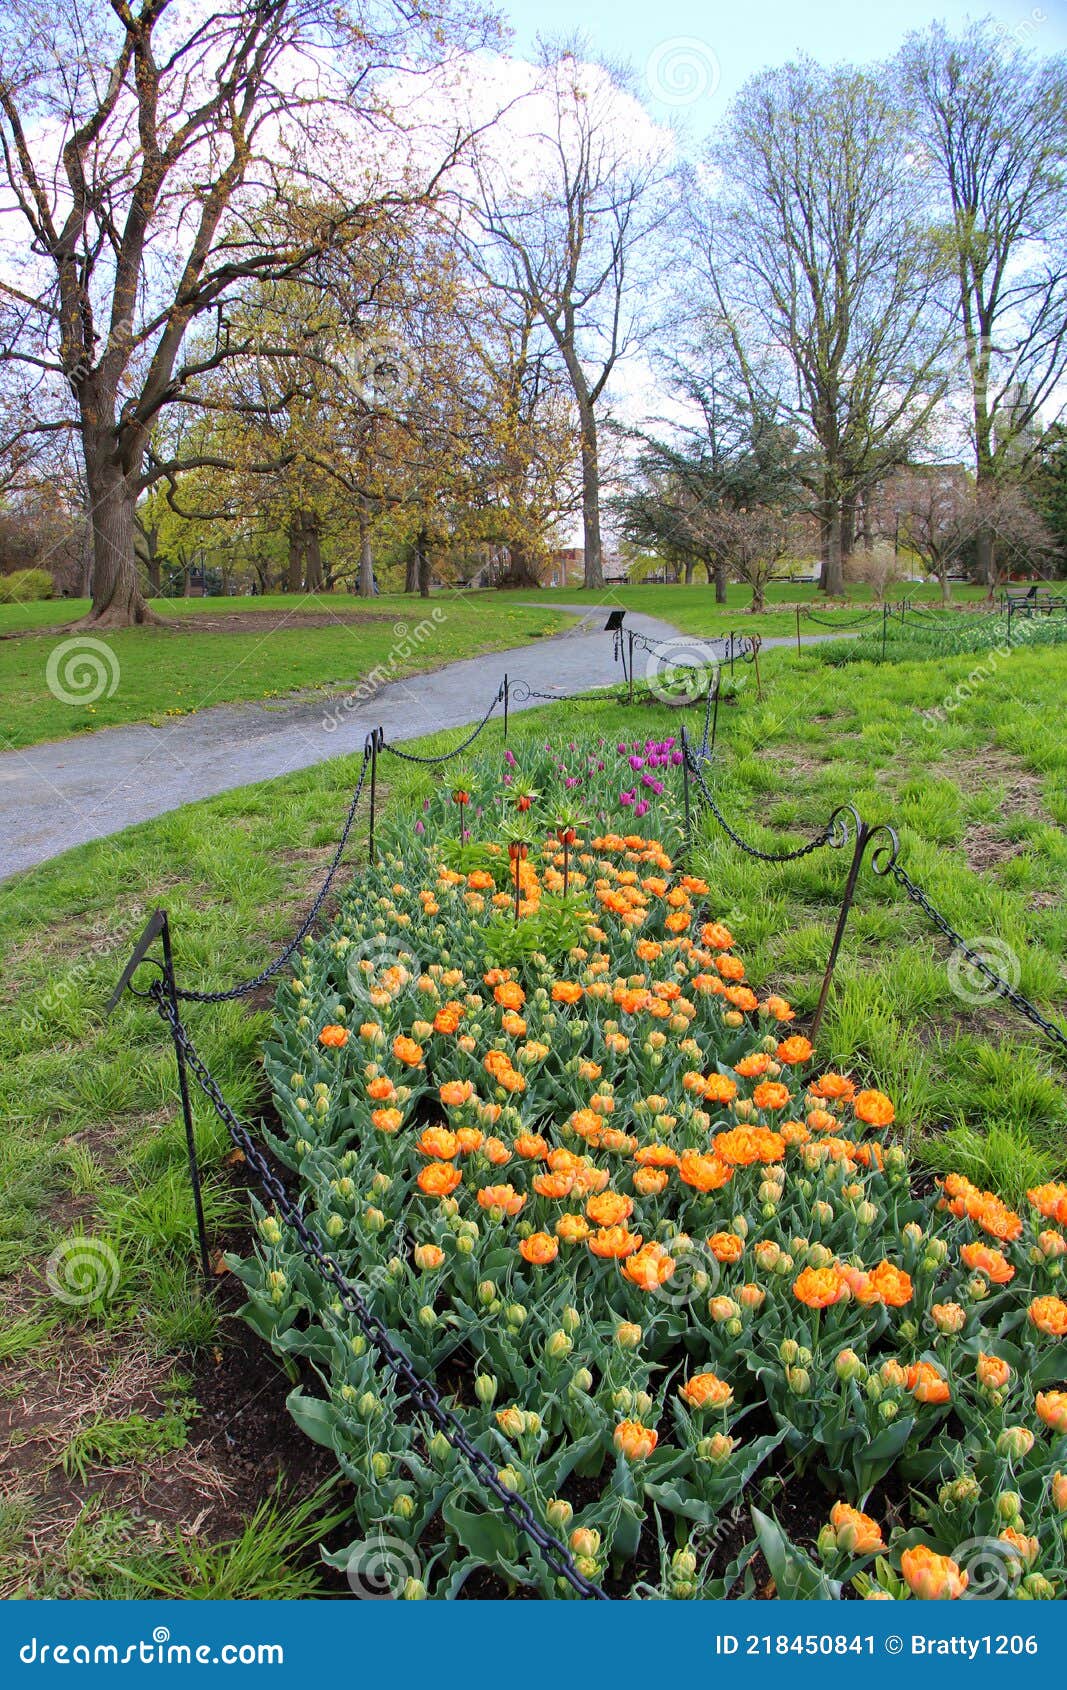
[[939, 748, 1051, 823], [960, 823, 1021, 873], [755, 746, 826, 780]]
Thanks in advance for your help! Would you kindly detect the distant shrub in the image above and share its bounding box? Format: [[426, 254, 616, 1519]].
[[0, 567, 54, 603]]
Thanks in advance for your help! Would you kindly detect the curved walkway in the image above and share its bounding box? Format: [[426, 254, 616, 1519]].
[[0, 606, 833, 880]]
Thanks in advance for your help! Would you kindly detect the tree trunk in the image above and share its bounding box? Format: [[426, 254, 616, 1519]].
[[840, 492, 856, 569], [416, 528, 431, 600], [404, 546, 419, 593], [503, 542, 542, 588], [578, 402, 603, 589], [303, 512, 323, 591], [822, 499, 844, 597], [357, 501, 375, 596], [287, 515, 303, 591], [79, 440, 156, 626]]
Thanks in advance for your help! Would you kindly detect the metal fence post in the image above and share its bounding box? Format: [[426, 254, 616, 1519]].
[[160, 913, 212, 1282], [502, 674, 509, 742], [811, 814, 897, 1041], [881, 602, 888, 661], [368, 727, 381, 864], [795, 604, 802, 655], [627, 629, 635, 706]]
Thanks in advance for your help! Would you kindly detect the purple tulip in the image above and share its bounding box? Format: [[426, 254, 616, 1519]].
[[671, 750, 683, 766], [504, 749, 516, 767], [414, 819, 425, 834], [616, 743, 627, 755], [634, 799, 650, 818], [620, 789, 635, 807], [629, 755, 644, 770]]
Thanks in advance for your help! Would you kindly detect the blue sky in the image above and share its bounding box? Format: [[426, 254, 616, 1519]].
[[498, 0, 1067, 136]]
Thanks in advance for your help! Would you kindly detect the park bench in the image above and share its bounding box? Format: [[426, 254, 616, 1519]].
[[1002, 583, 1066, 615]]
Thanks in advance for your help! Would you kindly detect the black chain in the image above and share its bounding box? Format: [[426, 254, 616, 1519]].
[[173, 747, 372, 1004], [803, 607, 881, 629], [149, 985, 608, 1599], [880, 861, 1067, 1056], [381, 687, 505, 765], [682, 732, 842, 863]]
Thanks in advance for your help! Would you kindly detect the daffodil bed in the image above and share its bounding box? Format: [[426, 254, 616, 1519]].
[[236, 732, 1067, 1601]]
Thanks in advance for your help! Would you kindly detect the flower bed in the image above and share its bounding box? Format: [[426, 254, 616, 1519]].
[[235, 731, 1067, 1600]]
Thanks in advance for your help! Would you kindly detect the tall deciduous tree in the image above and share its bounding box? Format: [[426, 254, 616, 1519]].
[[0, 0, 488, 625], [470, 50, 667, 589], [901, 22, 1067, 587], [688, 60, 951, 595]]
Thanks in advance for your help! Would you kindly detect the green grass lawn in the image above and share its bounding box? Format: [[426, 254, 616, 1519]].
[[0, 592, 573, 750], [1, 638, 1063, 1594]]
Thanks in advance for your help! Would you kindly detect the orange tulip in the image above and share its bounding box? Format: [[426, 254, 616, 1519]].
[[679, 1371, 733, 1410], [853, 1089, 894, 1127], [477, 1184, 526, 1217], [1029, 1296, 1067, 1337], [614, 1420, 658, 1460], [900, 1545, 968, 1600], [793, 1265, 846, 1309], [417, 1162, 462, 1198], [318, 1024, 349, 1048], [519, 1231, 559, 1267]]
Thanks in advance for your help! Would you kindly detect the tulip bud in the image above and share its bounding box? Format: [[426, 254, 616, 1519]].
[[401, 1578, 427, 1600], [817, 1525, 839, 1561], [1022, 1574, 1055, 1600], [739, 1283, 765, 1311], [506, 1304, 527, 1327], [371, 1452, 391, 1480], [267, 1270, 287, 1304], [474, 1373, 498, 1405], [996, 1491, 1023, 1522], [570, 1526, 601, 1558], [570, 1368, 594, 1395], [429, 1432, 452, 1466], [615, 1321, 642, 1349], [392, 1494, 415, 1520], [546, 1330, 573, 1361], [561, 1305, 581, 1334], [477, 1280, 497, 1306], [879, 1400, 899, 1422], [325, 1214, 345, 1240], [496, 1465, 523, 1492], [357, 1392, 379, 1421], [546, 1497, 573, 1531], [931, 1302, 966, 1335], [786, 1366, 811, 1396], [709, 1296, 740, 1323], [672, 1548, 698, 1578], [835, 1348, 866, 1383], [258, 1216, 283, 1246], [780, 1338, 800, 1365], [997, 1426, 1035, 1460], [1052, 1472, 1067, 1512], [864, 1374, 883, 1401], [855, 1201, 878, 1228], [612, 1387, 634, 1413], [350, 1335, 367, 1359], [696, 1432, 736, 1463]]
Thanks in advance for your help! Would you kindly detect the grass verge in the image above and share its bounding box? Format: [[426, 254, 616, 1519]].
[[1, 643, 1062, 1592]]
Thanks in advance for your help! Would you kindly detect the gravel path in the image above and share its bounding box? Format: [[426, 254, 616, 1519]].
[[0, 605, 832, 880]]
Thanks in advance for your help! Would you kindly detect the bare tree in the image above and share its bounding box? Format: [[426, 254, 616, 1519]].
[[0, 0, 485, 625], [688, 59, 952, 597], [895, 471, 1058, 597], [901, 23, 1067, 588], [469, 50, 667, 588]]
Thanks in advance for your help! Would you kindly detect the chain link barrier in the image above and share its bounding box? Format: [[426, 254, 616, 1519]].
[[379, 686, 505, 766], [147, 983, 608, 1600], [803, 606, 882, 629], [874, 853, 1067, 1057], [172, 745, 373, 1005], [682, 730, 845, 863]]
